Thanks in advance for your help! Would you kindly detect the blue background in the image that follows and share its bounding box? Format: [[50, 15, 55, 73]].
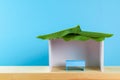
[[0, 0, 119, 66]]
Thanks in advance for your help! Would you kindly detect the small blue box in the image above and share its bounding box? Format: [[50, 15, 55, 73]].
[[66, 60, 85, 71]]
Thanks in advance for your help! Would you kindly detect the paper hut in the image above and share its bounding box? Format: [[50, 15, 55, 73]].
[[37, 25, 113, 72]]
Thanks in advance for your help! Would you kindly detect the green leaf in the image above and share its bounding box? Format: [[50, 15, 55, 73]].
[[37, 25, 113, 42]]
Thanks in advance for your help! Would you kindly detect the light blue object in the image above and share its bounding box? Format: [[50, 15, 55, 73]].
[[66, 60, 85, 71]]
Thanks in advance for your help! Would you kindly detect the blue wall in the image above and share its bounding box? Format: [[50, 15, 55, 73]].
[[0, 0, 120, 66]]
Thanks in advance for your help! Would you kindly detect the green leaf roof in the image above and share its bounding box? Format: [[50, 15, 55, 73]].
[[37, 25, 113, 42]]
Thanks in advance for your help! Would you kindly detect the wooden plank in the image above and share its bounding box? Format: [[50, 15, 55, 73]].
[[0, 66, 119, 80], [0, 72, 119, 80], [52, 66, 100, 72], [105, 66, 120, 72], [0, 74, 12, 80]]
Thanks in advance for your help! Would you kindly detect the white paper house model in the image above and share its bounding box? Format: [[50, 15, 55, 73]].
[[49, 39, 104, 72], [37, 25, 113, 72]]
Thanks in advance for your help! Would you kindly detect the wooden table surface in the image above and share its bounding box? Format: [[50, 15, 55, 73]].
[[0, 72, 120, 80], [0, 66, 119, 80]]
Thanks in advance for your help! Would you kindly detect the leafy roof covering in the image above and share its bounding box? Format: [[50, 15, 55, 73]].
[[37, 25, 113, 41]]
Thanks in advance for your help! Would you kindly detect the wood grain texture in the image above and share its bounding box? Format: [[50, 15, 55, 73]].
[[52, 66, 100, 72], [0, 72, 119, 80], [0, 67, 119, 80]]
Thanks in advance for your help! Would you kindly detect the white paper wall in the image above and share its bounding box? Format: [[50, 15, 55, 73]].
[[49, 39, 103, 71]]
